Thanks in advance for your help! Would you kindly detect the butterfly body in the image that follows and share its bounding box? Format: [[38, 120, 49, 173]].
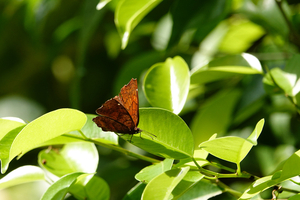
[[93, 78, 141, 135]]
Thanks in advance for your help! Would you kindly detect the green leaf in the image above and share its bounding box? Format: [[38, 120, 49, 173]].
[[115, 0, 162, 49], [270, 68, 296, 96], [170, 171, 204, 199], [96, 0, 112, 10], [141, 167, 190, 200], [41, 172, 87, 200], [121, 108, 194, 159], [143, 56, 190, 114], [240, 150, 300, 199], [199, 136, 252, 164], [123, 182, 146, 200], [239, 175, 274, 199], [135, 158, 174, 183], [9, 109, 87, 161], [69, 175, 110, 200], [191, 89, 241, 145], [39, 114, 118, 147], [0, 118, 26, 140], [199, 119, 264, 164], [247, 118, 265, 145], [279, 149, 300, 181], [191, 53, 263, 85], [289, 194, 300, 200], [0, 166, 45, 189], [38, 142, 99, 177], [219, 19, 265, 54], [177, 179, 222, 200], [0, 119, 26, 173]]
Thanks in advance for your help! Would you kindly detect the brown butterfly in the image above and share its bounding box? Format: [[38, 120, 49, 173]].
[[93, 78, 155, 142]]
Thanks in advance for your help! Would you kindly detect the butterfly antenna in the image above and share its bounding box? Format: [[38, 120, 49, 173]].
[[142, 130, 157, 140]]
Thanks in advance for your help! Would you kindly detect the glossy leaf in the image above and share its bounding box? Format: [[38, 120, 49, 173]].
[[39, 114, 118, 147], [0, 166, 45, 189], [191, 53, 263, 85], [0, 119, 26, 173], [69, 175, 110, 200], [141, 167, 190, 200], [143, 56, 190, 114], [178, 179, 222, 200], [270, 68, 296, 96], [96, 0, 112, 10], [41, 172, 87, 200], [121, 108, 194, 159], [170, 171, 204, 199], [9, 109, 87, 161], [0, 118, 25, 140], [115, 0, 162, 49], [135, 158, 174, 183], [38, 142, 98, 177], [199, 119, 264, 164]]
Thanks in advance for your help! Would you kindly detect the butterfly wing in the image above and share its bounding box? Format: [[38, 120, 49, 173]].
[[93, 115, 130, 133], [118, 78, 139, 126], [93, 98, 136, 133]]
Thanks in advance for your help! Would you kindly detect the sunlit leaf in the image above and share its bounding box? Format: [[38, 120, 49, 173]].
[[191, 53, 263, 85], [199, 119, 264, 164], [143, 56, 190, 114], [0, 166, 45, 189], [115, 0, 162, 49], [9, 109, 87, 162], [69, 175, 110, 200], [96, 0, 112, 10], [41, 172, 88, 200], [219, 19, 265, 54], [121, 108, 194, 159], [141, 167, 190, 200], [170, 171, 204, 199], [178, 179, 222, 200], [38, 142, 99, 177], [135, 158, 174, 183]]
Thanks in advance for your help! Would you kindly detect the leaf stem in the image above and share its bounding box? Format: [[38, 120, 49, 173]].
[[64, 134, 161, 163], [216, 179, 242, 198], [192, 157, 252, 179]]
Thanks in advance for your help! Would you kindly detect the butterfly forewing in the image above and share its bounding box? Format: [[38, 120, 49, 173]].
[[94, 98, 136, 133], [118, 78, 139, 126]]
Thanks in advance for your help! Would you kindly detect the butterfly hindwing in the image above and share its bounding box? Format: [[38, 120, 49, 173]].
[[93, 115, 130, 133]]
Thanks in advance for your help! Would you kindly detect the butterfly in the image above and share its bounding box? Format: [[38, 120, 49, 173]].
[[92, 78, 155, 142]]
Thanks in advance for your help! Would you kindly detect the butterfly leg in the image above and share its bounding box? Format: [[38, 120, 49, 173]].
[[139, 132, 144, 140], [129, 134, 134, 143]]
